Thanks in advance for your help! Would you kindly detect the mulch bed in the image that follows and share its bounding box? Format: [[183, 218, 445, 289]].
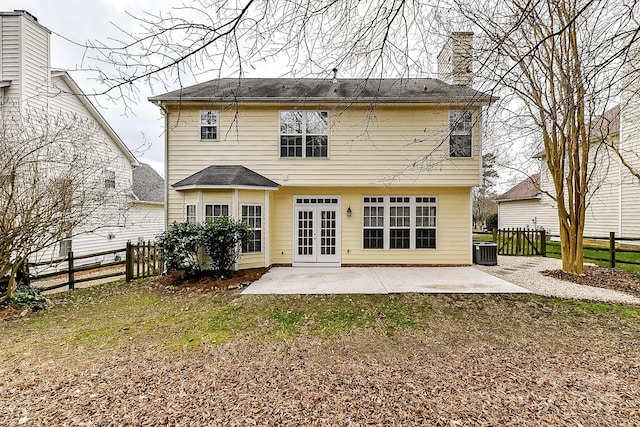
[[543, 265, 640, 298], [152, 267, 270, 293]]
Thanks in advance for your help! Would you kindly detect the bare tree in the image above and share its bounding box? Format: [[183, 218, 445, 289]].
[[473, 153, 499, 229], [452, 0, 640, 274], [0, 105, 128, 303]]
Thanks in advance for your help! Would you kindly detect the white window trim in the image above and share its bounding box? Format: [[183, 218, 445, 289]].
[[448, 109, 473, 159], [200, 110, 219, 141], [362, 196, 438, 250], [279, 110, 330, 158], [241, 204, 263, 254]]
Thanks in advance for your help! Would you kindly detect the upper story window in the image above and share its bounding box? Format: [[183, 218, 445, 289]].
[[200, 110, 219, 140], [449, 110, 472, 158], [280, 111, 328, 158], [104, 170, 116, 189]]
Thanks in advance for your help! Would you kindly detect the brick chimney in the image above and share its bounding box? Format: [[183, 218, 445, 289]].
[[437, 32, 473, 86]]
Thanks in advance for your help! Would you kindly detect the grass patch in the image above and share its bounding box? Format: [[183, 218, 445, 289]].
[[2, 279, 640, 363], [546, 241, 640, 273]]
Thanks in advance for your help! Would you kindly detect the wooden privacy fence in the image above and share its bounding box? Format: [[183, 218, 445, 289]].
[[493, 228, 547, 256], [25, 241, 161, 292]]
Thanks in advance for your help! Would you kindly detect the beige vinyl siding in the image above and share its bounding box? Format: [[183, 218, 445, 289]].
[[270, 186, 472, 266], [165, 104, 482, 191]]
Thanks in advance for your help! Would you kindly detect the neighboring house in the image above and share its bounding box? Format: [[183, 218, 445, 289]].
[[496, 104, 635, 237], [0, 10, 164, 267], [150, 32, 495, 269]]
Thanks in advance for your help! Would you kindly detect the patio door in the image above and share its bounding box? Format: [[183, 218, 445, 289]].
[[293, 197, 341, 266]]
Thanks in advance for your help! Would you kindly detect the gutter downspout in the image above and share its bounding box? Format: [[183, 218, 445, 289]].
[[156, 102, 169, 231]]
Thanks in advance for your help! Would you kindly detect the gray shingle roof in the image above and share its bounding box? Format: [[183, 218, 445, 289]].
[[172, 165, 279, 189], [496, 174, 540, 202], [149, 78, 494, 104], [132, 163, 165, 203]]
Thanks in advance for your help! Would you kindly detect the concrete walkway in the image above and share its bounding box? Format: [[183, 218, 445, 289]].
[[241, 266, 530, 295]]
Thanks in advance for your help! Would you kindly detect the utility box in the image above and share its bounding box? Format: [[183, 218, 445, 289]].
[[473, 242, 497, 266]]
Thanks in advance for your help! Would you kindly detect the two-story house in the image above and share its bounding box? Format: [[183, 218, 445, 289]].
[[151, 33, 494, 269], [1, 10, 164, 266], [496, 104, 636, 238]]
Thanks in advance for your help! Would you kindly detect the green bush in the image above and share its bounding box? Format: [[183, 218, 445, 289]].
[[158, 218, 250, 279], [200, 216, 249, 278], [157, 221, 202, 276], [485, 213, 498, 231], [11, 284, 49, 311]]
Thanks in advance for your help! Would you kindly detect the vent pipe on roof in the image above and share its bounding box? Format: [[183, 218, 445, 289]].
[[332, 68, 338, 83]]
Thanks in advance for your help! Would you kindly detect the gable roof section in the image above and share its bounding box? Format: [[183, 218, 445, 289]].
[[172, 165, 280, 190], [132, 163, 164, 203], [589, 105, 620, 140], [496, 174, 540, 202], [149, 78, 495, 104], [50, 70, 138, 167]]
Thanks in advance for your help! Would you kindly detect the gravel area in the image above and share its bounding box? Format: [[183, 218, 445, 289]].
[[475, 256, 640, 304]]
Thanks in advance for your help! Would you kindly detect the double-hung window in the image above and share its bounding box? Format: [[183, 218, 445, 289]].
[[241, 205, 262, 253], [362, 196, 437, 250], [363, 197, 384, 249], [186, 204, 197, 223], [200, 110, 218, 140], [449, 110, 472, 158], [389, 197, 411, 249], [415, 197, 437, 249], [104, 170, 116, 189], [280, 111, 328, 158], [205, 204, 229, 222]]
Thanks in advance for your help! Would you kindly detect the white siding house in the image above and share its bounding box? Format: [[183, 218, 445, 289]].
[[497, 103, 640, 239], [1, 10, 164, 268]]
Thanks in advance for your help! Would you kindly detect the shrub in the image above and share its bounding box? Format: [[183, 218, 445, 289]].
[[485, 213, 498, 231], [200, 216, 249, 278], [157, 221, 202, 276], [11, 284, 49, 311]]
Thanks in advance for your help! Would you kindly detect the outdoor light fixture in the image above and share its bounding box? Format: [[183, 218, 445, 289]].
[[346, 206, 352, 217]]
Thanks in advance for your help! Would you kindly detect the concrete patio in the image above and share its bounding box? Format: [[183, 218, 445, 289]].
[[241, 266, 529, 295]]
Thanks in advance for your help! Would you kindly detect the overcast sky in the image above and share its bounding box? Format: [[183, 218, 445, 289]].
[[2, 0, 283, 176]]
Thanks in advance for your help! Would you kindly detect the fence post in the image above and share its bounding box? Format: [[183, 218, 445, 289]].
[[125, 242, 133, 281], [492, 228, 497, 243], [540, 230, 547, 257], [68, 251, 75, 290], [609, 232, 616, 268]]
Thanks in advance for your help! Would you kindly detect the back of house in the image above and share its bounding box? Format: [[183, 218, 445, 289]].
[[151, 33, 495, 270]]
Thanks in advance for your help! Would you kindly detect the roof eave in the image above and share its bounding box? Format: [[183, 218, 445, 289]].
[[496, 195, 541, 203], [172, 184, 279, 191]]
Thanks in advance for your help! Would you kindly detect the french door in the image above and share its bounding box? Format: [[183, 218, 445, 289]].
[[293, 197, 341, 266]]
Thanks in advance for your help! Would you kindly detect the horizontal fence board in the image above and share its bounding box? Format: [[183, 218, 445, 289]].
[[74, 271, 124, 285], [26, 242, 160, 292]]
